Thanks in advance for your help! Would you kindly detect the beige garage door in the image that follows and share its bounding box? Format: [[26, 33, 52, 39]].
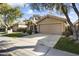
[[39, 24, 63, 34]]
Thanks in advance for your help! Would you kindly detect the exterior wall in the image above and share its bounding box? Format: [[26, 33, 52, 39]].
[[18, 24, 27, 28], [37, 18, 66, 34], [38, 18, 65, 24]]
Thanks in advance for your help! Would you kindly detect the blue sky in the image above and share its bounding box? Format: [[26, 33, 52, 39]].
[[8, 3, 78, 23]]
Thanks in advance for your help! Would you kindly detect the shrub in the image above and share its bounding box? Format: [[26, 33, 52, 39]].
[[0, 28, 5, 32], [27, 30, 32, 35], [3, 32, 25, 37], [62, 26, 73, 37]]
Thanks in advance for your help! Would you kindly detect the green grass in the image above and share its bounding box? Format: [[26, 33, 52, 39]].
[[54, 37, 79, 54], [0, 32, 6, 34], [3, 32, 26, 37]]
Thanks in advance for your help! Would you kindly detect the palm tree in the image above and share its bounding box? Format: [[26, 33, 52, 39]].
[[0, 3, 22, 33], [29, 15, 40, 33], [24, 20, 33, 31], [30, 3, 78, 40], [25, 20, 33, 34]]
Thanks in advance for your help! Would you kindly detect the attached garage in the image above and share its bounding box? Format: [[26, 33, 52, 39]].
[[37, 15, 67, 34]]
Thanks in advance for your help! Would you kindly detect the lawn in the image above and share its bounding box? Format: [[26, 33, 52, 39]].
[[0, 32, 6, 34], [54, 37, 79, 54], [3, 32, 26, 37]]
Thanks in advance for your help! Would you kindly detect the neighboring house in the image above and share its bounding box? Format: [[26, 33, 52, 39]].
[[37, 15, 67, 34], [12, 22, 27, 32], [18, 22, 27, 28]]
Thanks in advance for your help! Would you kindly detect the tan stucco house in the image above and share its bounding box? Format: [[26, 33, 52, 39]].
[[37, 15, 67, 34]]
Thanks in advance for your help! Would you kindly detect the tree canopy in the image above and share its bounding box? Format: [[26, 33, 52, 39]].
[[0, 3, 22, 28]]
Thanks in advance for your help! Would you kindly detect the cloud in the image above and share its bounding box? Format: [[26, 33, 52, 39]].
[[22, 9, 33, 14], [27, 9, 34, 14]]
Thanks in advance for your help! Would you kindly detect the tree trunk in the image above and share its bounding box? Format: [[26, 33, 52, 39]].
[[5, 26, 8, 33], [72, 3, 79, 40], [4, 15, 8, 33], [72, 3, 79, 17], [71, 26, 78, 40], [61, 3, 78, 40]]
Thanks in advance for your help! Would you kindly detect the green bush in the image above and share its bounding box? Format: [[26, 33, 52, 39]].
[[0, 28, 5, 32], [27, 30, 32, 35], [3, 32, 25, 37], [62, 26, 73, 37], [62, 31, 71, 37]]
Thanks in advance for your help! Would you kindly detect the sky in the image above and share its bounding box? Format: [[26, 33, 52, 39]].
[[8, 3, 79, 23]]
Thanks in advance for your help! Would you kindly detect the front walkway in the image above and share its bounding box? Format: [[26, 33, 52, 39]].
[[0, 34, 78, 56]]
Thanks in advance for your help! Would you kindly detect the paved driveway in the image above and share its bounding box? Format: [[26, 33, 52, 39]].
[[0, 34, 78, 56], [0, 34, 61, 55], [14, 34, 61, 48]]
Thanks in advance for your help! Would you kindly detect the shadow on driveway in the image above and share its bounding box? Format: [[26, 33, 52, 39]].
[[0, 45, 35, 53], [0, 40, 35, 54]]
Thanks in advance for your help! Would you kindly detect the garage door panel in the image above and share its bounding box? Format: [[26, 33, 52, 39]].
[[51, 24, 62, 34], [39, 24, 63, 34], [40, 25, 53, 33]]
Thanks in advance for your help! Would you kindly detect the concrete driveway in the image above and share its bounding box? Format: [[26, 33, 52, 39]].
[[0, 34, 61, 50], [14, 34, 61, 48], [0, 34, 61, 55], [0, 33, 77, 56]]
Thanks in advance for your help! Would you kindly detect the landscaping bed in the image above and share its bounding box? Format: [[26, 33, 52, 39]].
[[3, 32, 26, 37], [54, 37, 79, 54]]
